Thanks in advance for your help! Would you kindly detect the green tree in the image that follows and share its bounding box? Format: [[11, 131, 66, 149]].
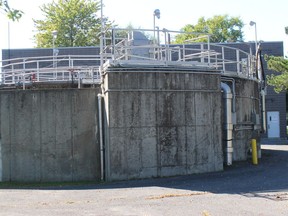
[[0, 0, 23, 21], [265, 55, 288, 93], [174, 15, 244, 43], [33, 0, 112, 48]]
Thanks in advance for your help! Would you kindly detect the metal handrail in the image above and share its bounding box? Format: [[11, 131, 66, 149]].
[[102, 28, 257, 79], [1, 55, 102, 89], [100, 28, 257, 78], [0, 28, 259, 89]]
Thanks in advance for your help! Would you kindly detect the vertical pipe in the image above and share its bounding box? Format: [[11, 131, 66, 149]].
[[98, 94, 104, 181], [251, 139, 258, 165], [261, 89, 267, 133], [221, 82, 233, 165]]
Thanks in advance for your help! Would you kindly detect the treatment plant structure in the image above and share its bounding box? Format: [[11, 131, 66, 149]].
[[0, 28, 266, 182]]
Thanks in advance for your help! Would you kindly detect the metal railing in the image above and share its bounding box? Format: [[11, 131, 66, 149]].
[[1, 55, 102, 89], [103, 28, 257, 79], [0, 28, 258, 89]]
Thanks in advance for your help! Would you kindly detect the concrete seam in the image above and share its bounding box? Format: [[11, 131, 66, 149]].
[[0, 94, 1, 181], [104, 89, 221, 93], [9, 92, 14, 181], [0, 137, 2, 182], [39, 92, 43, 181], [71, 91, 75, 181]]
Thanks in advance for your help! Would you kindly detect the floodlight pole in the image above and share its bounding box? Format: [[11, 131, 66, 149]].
[[100, 0, 104, 73], [52, 30, 58, 76], [153, 9, 160, 45], [250, 21, 257, 53]]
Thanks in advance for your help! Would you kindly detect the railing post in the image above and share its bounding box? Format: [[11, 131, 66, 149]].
[[182, 44, 185, 62], [22, 73, 25, 90], [112, 29, 116, 61], [156, 27, 160, 60], [78, 71, 81, 89], [23, 59, 26, 88], [68, 55, 71, 67], [163, 29, 168, 63], [222, 46, 225, 72], [12, 64, 15, 84], [200, 44, 204, 63], [125, 37, 128, 61], [207, 35, 211, 65], [37, 61, 40, 82], [236, 50, 240, 74]]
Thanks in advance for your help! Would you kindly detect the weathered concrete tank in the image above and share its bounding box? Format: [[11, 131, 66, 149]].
[[232, 77, 261, 161], [0, 89, 101, 182], [0, 28, 263, 182], [102, 63, 223, 181], [101, 63, 262, 181]]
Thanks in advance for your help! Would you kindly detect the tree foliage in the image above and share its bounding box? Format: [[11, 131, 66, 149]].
[[174, 15, 244, 43], [33, 0, 112, 48], [265, 55, 288, 93], [0, 0, 23, 21]]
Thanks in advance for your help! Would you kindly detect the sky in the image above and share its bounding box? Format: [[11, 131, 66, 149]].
[[0, 0, 287, 55]]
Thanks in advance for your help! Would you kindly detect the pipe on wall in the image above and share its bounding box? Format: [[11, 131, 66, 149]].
[[261, 89, 267, 133], [221, 82, 233, 166], [98, 94, 105, 181], [221, 77, 236, 113]]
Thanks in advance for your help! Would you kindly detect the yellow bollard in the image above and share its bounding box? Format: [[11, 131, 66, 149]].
[[251, 139, 258, 165]]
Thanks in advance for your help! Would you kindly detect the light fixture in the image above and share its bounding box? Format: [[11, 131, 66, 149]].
[[249, 21, 256, 27], [154, 9, 160, 19]]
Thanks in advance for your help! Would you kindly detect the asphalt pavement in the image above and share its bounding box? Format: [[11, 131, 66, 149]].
[[0, 144, 288, 216]]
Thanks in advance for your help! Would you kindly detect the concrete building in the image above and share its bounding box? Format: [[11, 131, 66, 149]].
[[0, 29, 285, 182]]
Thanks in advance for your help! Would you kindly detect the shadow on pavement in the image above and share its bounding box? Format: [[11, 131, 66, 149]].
[[1, 145, 288, 198]]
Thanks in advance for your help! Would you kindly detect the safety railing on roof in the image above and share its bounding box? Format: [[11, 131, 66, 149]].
[[0, 28, 259, 89], [0, 55, 102, 89], [101, 28, 257, 79]]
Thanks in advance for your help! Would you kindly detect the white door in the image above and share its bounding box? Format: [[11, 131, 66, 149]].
[[267, 111, 280, 138]]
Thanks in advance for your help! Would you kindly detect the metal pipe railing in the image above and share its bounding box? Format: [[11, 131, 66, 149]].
[[1, 55, 102, 87], [1, 28, 258, 89]]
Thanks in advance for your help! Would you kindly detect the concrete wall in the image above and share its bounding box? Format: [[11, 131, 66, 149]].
[[3, 41, 285, 140], [232, 78, 261, 161], [103, 66, 223, 181], [0, 88, 101, 182]]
